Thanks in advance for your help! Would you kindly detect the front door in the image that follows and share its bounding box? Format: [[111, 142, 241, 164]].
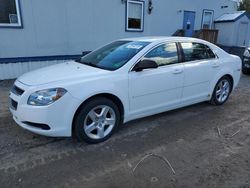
[[183, 11, 196, 37], [128, 43, 184, 117]]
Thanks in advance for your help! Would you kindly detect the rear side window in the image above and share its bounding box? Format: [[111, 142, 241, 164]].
[[181, 42, 216, 62], [144, 43, 179, 66]]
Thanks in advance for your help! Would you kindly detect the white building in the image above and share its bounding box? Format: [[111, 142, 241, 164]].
[[215, 11, 250, 47], [0, 0, 239, 79]]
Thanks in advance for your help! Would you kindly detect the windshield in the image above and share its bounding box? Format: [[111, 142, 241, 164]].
[[77, 41, 150, 70]]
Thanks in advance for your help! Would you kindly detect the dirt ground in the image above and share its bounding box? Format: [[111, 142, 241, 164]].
[[0, 75, 250, 188]]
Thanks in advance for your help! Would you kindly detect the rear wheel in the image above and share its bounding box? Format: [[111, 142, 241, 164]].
[[210, 76, 232, 105], [74, 97, 120, 143]]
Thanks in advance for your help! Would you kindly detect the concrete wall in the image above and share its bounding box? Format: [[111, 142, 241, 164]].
[[216, 15, 250, 47], [0, 0, 237, 59]]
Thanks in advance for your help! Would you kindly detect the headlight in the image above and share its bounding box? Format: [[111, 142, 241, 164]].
[[28, 88, 67, 106], [244, 49, 250, 57]]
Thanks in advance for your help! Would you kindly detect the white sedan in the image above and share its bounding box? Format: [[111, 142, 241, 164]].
[[9, 37, 241, 143]]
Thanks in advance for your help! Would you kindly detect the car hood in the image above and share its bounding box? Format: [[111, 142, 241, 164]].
[[18, 61, 109, 86]]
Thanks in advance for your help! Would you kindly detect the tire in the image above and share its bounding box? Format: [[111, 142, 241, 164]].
[[74, 97, 121, 144], [242, 68, 250, 75], [210, 76, 232, 106]]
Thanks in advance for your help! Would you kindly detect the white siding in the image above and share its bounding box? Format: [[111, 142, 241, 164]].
[[0, 0, 237, 58], [0, 0, 238, 80], [0, 61, 66, 80], [216, 15, 250, 46], [216, 22, 236, 46]]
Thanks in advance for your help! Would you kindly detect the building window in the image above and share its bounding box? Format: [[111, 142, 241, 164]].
[[126, 0, 144, 32], [0, 0, 22, 28], [201, 10, 214, 29]]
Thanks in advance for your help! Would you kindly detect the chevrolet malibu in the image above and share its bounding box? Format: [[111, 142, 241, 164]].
[[9, 37, 241, 143]]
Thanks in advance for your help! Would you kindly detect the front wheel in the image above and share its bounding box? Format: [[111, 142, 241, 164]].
[[242, 68, 250, 75], [210, 76, 232, 105], [74, 97, 120, 143]]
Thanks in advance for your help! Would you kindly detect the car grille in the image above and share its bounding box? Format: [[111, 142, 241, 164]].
[[11, 85, 25, 96], [10, 99, 18, 110]]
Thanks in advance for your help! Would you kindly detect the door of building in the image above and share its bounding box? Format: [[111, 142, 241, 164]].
[[183, 11, 196, 37]]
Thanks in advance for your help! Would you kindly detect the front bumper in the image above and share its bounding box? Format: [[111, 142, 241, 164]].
[[9, 81, 81, 137]]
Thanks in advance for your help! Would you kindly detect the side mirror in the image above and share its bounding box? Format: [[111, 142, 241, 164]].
[[133, 59, 158, 72]]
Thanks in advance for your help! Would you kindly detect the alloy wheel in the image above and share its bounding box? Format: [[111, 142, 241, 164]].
[[215, 79, 230, 103], [83, 105, 116, 140]]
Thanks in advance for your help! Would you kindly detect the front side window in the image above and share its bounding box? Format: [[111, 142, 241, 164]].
[[77, 41, 149, 71], [0, 0, 22, 28], [202, 10, 214, 29], [181, 42, 216, 62], [144, 43, 179, 66], [126, 0, 144, 32]]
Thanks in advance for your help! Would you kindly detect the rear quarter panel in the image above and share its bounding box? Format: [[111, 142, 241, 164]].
[[209, 50, 241, 96]]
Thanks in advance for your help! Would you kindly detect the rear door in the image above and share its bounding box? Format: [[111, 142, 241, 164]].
[[179, 42, 219, 104]]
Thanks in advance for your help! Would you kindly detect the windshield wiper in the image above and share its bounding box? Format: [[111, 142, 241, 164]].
[[86, 62, 100, 68], [78, 61, 101, 69], [75, 60, 109, 70], [75, 58, 81, 63]]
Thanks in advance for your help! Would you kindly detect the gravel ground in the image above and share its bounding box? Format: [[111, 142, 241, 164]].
[[0, 75, 250, 188]]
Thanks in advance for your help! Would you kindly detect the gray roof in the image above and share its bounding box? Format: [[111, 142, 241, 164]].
[[214, 11, 249, 23]]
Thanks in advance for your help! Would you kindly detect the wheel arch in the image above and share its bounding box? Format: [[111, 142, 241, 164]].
[[72, 93, 125, 136], [223, 74, 234, 92], [210, 73, 234, 98]]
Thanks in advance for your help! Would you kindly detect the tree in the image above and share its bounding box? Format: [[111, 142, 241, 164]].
[[238, 0, 250, 13]]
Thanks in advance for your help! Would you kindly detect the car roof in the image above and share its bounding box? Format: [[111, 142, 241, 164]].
[[119, 36, 206, 43]]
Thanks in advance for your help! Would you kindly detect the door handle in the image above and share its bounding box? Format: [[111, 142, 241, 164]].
[[173, 69, 183, 74], [212, 63, 220, 68]]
